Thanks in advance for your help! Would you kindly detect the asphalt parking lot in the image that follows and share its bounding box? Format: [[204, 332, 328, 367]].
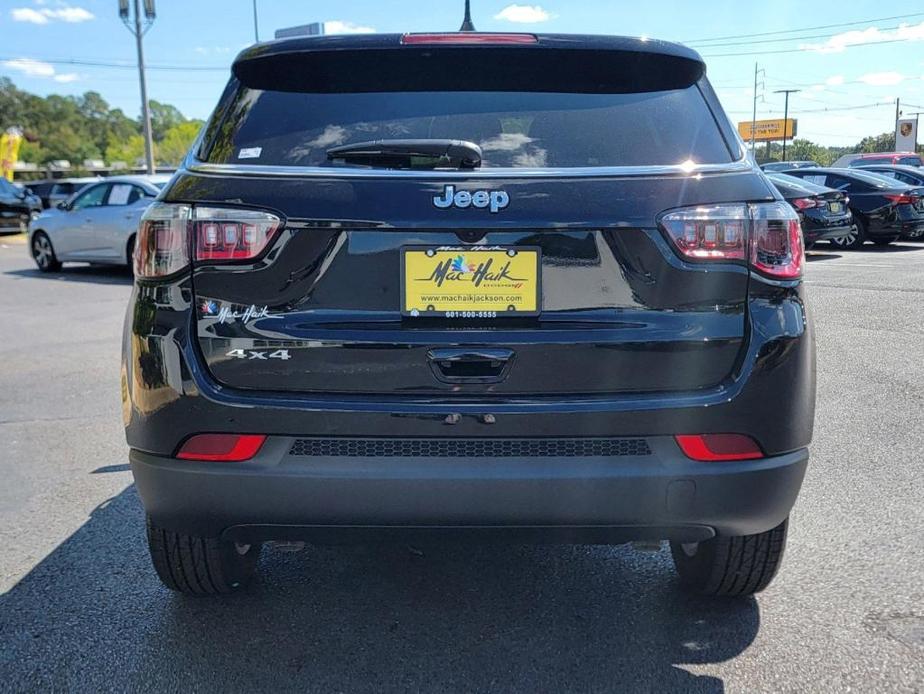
[[0, 235, 922, 693]]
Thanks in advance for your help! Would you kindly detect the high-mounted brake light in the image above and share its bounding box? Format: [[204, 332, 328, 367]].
[[133, 204, 282, 278], [176, 434, 266, 462], [401, 32, 538, 44], [659, 201, 803, 279], [675, 434, 764, 462]]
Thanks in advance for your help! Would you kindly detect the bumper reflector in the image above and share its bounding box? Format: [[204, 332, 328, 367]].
[[177, 434, 266, 462], [675, 434, 764, 462]]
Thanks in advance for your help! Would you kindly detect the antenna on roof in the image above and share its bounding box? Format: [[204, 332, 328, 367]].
[[459, 0, 476, 31]]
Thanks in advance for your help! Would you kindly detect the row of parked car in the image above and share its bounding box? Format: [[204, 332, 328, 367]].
[[0, 176, 106, 234], [761, 153, 924, 249], [3, 155, 923, 273], [5, 175, 169, 271]]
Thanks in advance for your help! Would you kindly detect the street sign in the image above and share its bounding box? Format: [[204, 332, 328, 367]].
[[895, 118, 918, 152], [738, 119, 797, 142]]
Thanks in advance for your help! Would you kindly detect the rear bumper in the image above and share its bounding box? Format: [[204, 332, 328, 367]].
[[130, 439, 808, 543], [805, 223, 855, 244]]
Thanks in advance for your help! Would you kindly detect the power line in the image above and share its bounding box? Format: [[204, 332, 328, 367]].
[[702, 36, 918, 58], [684, 12, 924, 43], [0, 56, 229, 72], [689, 21, 920, 49]]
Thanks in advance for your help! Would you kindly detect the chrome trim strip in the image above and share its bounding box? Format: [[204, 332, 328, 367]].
[[184, 152, 753, 179]]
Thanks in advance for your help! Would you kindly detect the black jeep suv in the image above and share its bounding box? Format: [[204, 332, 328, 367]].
[[123, 32, 815, 596]]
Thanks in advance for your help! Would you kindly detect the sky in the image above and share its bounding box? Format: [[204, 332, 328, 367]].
[[1, 0, 923, 147]]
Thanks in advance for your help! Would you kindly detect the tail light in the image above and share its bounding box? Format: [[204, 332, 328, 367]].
[[884, 193, 916, 205], [659, 201, 804, 279], [791, 197, 817, 210], [194, 207, 281, 261], [658, 204, 747, 260], [750, 201, 804, 279], [134, 202, 191, 278], [176, 434, 266, 462], [133, 203, 282, 279], [675, 434, 764, 461]]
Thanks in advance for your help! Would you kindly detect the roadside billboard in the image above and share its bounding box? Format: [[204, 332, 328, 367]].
[[737, 119, 797, 143]]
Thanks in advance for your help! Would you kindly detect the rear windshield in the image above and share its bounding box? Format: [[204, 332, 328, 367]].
[[898, 156, 923, 166], [204, 86, 733, 169], [847, 170, 907, 188], [768, 173, 829, 195]]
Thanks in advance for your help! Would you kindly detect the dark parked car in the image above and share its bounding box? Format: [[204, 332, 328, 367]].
[[766, 172, 854, 247], [761, 160, 818, 172], [0, 177, 41, 233], [855, 164, 924, 187], [782, 168, 924, 246], [25, 177, 100, 209], [832, 152, 923, 168], [124, 32, 815, 597]]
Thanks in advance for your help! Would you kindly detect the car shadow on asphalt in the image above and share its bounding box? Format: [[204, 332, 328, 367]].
[[806, 251, 842, 262], [0, 486, 759, 693], [851, 242, 924, 253], [3, 265, 133, 285]]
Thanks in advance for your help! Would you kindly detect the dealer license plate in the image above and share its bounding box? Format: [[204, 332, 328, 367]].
[[402, 246, 540, 318]]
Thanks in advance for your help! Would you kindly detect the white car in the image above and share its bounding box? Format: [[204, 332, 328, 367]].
[[28, 174, 170, 272]]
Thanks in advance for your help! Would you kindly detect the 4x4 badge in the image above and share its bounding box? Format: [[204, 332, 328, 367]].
[[433, 185, 509, 213]]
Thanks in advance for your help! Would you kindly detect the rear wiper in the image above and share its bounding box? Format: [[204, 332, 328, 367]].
[[326, 139, 482, 170]]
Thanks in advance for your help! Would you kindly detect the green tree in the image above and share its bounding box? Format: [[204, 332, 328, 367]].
[[857, 132, 895, 153], [105, 134, 146, 166], [158, 120, 203, 166], [147, 99, 186, 142], [786, 139, 833, 166]]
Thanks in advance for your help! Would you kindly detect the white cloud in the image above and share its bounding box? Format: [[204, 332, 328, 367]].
[[2, 57, 81, 83], [323, 20, 375, 35], [825, 75, 845, 86], [11, 8, 47, 23], [11, 4, 94, 24], [194, 46, 232, 55], [49, 6, 93, 22], [2, 57, 55, 77], [494, 4, 553, 23], [802, 21, 924, 53], [858, 71, 905, 86]]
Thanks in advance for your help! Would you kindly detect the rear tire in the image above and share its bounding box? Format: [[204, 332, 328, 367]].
[[146, 517, 260, 595], [830, 218, 865, 250], [126, 235, 136, 275], [670, 518, 788, 596], [31, 231, 61, 272]]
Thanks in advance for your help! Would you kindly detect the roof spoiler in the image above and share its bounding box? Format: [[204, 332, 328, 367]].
[[232, 34, 706, 94]]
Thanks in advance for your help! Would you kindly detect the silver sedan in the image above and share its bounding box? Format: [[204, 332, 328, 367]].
[[28, 174, 171, 272]]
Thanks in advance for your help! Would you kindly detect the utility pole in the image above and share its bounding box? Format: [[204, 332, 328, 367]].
[[750, 63, 764, 154], [773, 89, 800, 162], [252, 0, 259, 42], [119, 0, 156, 174], [894, 98, 901, 147]]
